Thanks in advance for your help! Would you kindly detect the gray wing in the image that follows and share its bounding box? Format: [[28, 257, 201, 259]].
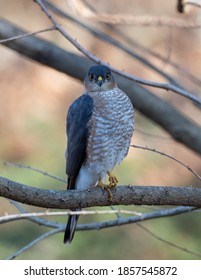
[[66, 94, 93, 190]]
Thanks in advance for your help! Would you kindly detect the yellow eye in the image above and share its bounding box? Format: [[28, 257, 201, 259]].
[[89, 74, 94, 81], [105, 73, 110, 80]]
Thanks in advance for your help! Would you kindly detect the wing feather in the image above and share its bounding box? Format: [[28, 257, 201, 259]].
[[65, 94, 93, 190]]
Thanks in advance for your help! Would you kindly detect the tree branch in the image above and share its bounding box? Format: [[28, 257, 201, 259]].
[[9, 201, 197, 233], [66, 0, 201, 28], [44, 0, 183, 88], [131, 145, 201, 181], [35, 0, 201, 106], [0, 176, 201, 208], [0, 18, 201, 154], [4, 204, 198, 259], [137, 223, 201, 258], [3, 161, 66, 183], [6, 228, 61, 260]]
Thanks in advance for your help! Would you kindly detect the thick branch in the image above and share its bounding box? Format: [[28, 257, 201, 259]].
[[0, 19, 201, 154], [0, 176, 201, 208]]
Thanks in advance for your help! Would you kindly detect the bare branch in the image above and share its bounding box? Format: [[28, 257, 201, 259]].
[[3, 161, 66, 183], [0, 175, 201, 208], [35, 0, 201, 106], [6, 201, 200, 259], [66, 0, 201, 28], [76, 206, 197, 231], [0, 209, 145, 224], [10, 200, 61, 229], [0, 26, 55, 43], [104, 24, 201, 87], [81, 0, 201, 87], [45, 0, 183, 88], [6, 228, 61, 260], [10, 202, 197, 234], [137, 223, 201, 258], [178, 0, 201, 12], [186, 0, 201, 8], [131, 145, 201, 181], [5, 205, 197, 259], [0, 18, 201, 154]]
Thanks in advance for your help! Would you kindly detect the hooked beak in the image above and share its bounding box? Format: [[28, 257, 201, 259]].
[[97, 76, 103, 86]]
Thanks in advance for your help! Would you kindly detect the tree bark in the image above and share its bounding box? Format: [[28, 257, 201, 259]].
[[0, 176, 201, 208]]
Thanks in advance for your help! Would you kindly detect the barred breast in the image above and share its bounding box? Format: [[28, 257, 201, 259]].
[[85, 87, 134, 179]]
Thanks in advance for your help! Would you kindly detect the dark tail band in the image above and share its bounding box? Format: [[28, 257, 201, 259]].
[[63, 214, 79, 244]]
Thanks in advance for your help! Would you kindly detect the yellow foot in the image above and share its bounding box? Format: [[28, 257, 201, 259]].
[[98, 179, 113, 202], [107, 171, 118, 188], [98, 172, 118, 202]]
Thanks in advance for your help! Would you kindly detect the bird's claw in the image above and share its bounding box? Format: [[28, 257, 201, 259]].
[[107, 171, 118, 188], [98, 172, 118, 202]]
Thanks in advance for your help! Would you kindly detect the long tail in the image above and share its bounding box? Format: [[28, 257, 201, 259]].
[[63, 213, 79, 244]]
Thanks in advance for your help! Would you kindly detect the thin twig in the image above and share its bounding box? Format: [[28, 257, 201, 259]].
[[178, 0, 201, 12], [5, 203, 197, 233], [131, 144, 201, 181], [67, 0, 201, 28], [0, 26, 55, 44], [44, 0, 183, 88], [76, 206, 197, 231], [8, 200, 200, 259], [10, 202, 197, 235], [6, 228, 61, 260], [83, 0, 201, 87], [35, 0, 201, 106], [10, 200, 61, 228], [5, 206, 198, 259], [3, 161, 66, 183], [5, 206, 197, 231], [137, 223, 201, 258], [0, 209, 144, 224], [109, 25, 201, 87]]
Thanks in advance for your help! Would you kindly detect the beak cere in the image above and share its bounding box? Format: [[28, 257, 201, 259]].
[[97, 76, 103, 86]]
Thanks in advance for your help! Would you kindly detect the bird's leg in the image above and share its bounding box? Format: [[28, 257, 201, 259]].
[[107, 171, 118, 188], [98, 179, 113, 202], [97, 172, 118, 201]]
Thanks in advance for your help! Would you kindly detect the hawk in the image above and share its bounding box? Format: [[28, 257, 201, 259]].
[[64, 65, 134, 244]]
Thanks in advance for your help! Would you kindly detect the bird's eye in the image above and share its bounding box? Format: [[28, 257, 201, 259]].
[[105, 73, 110, 80], [89, 74, 94, 81]]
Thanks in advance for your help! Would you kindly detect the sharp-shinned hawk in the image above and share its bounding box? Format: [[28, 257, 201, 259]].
[[64, 65, 134, 244]]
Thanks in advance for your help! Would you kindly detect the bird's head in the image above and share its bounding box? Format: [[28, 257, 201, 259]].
[[84, 65, 116, 92]]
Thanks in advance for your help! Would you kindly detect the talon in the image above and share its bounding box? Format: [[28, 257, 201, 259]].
[[98, 179, 113, 202], [98, 179, 105, 191], [107, 171, 118, 188]]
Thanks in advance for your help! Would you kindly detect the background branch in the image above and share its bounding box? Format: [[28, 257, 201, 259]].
[[137, 223, 201, 258], [0, 0, 200, 260], [131, 145, 201, 181], [0, 18, 201, 155], [66, 0, 201, 27], [45, 0, 183, 88], [3, 161, 66, 183], [36, 0, 201, 106], [6, 228, 61, 260], [4, 204, 199, 259]]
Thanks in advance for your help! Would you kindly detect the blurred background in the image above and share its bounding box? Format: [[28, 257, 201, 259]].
[[0, 0, 201, 259]]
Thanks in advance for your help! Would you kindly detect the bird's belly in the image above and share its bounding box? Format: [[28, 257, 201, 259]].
[[85, 88, 134, 179], [85, 116, 133, 179]]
